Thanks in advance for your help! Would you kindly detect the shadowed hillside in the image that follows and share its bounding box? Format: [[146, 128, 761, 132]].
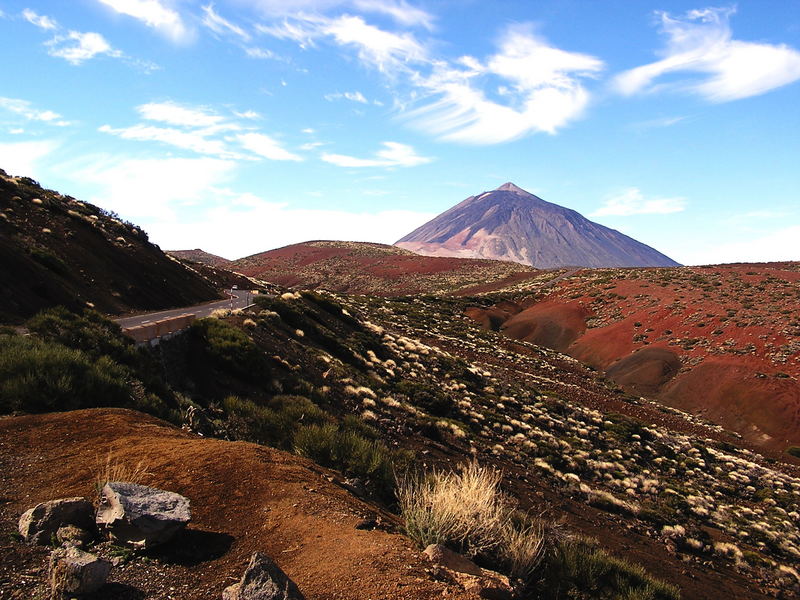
[[0, 169, 221, 323]]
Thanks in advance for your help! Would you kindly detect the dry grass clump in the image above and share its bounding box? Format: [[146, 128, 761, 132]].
[[93, 450, 151, 492], [397, 462, 546, 582]]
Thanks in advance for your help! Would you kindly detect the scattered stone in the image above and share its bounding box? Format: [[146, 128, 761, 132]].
[[223, 552, 305, 600], [96, 482, 191, 548], [18, 497, 94, 545], [49, 546, 111, 599], [56, 525, 93, 547], [422, 544, 482, 576], [422, 545, 512, 600]]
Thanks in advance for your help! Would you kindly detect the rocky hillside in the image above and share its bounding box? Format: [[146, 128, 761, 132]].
[[0, 169, 221, 323], [231, 240, 546, 295], [465, 262, 800, 451], [4, 288, 798, 598], [396, 183, 679, 269]]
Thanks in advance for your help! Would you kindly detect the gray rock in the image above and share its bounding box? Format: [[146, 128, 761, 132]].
[[96, 482, 190, 548], [223, 552, 304, 600], [49, 546, 111, 598], [18, 497, 94, 545]]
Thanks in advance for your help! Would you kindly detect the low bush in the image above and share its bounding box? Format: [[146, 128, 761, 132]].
[[295, 421, 410, 498], [223, 394, 327, 447], [191, 318, 268, 380], [540, 536, 680, 599], [0, 334, 132, 414]]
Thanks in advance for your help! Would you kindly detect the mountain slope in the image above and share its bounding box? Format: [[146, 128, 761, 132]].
[[230, 240, 544, 295], [396, 182, 679, 269], [0, 169, 221, 323], [167, 248, 233, 268]]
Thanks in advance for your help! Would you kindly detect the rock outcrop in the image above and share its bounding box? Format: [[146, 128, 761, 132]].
[[223, 552, 305, 600], [96, 482, 191, 548]]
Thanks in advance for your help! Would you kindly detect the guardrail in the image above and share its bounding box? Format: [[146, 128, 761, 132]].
[[122, 313, 197, 345]]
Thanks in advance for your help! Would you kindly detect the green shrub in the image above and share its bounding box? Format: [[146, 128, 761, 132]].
[[191, 318, 268, 380], [29, 247, 69, 276], [223, 394, 327, 447], [540, 536, 680, 599], [0, 334, 132, 414], [27, 307, 137, 366], [294, 422, 410, 497], [786, 446, 800, 459]]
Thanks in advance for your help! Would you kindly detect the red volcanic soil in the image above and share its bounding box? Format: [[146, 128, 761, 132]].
[[0, 409, 479, 600], [500, 301, 590, 352], [466, 262, 800, 450], [231, 240, 540, 295]]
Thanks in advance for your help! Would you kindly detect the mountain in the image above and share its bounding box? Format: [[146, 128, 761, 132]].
[[167, 248, 233, 268], [395, 182, 680, 269], [230, 240, 541, 296], [0, 169, 221, 323]]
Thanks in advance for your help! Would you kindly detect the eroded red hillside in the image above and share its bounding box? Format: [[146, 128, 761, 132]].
[[467, 263, 800, 450]]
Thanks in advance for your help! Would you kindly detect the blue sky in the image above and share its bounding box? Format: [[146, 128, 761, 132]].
[[1, 0, 798, 264]]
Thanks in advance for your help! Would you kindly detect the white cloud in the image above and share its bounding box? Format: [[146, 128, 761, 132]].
[[322, 141, 430, 167], [234, 110, 261, 119], [0, 140, 59, 178], [201, 4, 250, 41], [259, 13, 426, 73], [614, 7, 800, 102], [324, 90, 369, 103], [97, 0, 191, 42], [245, 0, 433, 28], [0, 97, 68, 125], [137, 101, 226, 128], [236, 132, 302, 161], [590, 188, 687, 217], [147, 195, 436, 258], [22, 8, 58, 30], [406, 24, 603, 143], [73, 156, 236, 219], [99, 124, 237, 157], [351, 0, 433, 29], [679, 225, 800, 265], [245, 47, 279, 59], [46, 31, 121, 65]]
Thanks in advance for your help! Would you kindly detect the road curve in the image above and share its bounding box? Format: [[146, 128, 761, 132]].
[[114, 290, 254, 329]]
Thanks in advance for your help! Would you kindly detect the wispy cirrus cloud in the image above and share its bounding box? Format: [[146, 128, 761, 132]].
[[99, 100, 301, 162], [260, 14, 603, 144], [96, 0, 192, 42], [201, 3, 251, 41], [236, 132, 302, 161], [324, 90, 369, 103], [46, 31, 121, 64], [0, 97, 70, 126], [22, 8, 58, 30], [244, 0, 433, 29], [406, 24, 603, 143], [0, 140, 60, 179], [614, 7, 800, 102], [590, 188, 687, 217], [322, 141, 430, 167]]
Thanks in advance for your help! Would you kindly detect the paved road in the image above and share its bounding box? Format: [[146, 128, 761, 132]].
[[114, 290, 253, 329]]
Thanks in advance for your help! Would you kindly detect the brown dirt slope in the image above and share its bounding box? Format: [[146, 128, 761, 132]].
[[0, 170, 221, 323], [0, 408, 478, 600], [465, 263, 800, 450], [231, 240, 541, 295]]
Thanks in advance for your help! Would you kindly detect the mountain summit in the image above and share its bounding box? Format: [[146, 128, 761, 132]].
[[395, 183, 679, 268]]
